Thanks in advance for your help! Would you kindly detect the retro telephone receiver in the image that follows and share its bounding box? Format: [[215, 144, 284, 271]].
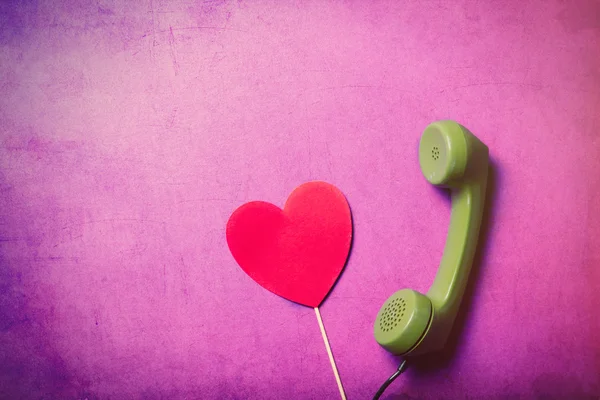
[[372, 120, 489, 398]]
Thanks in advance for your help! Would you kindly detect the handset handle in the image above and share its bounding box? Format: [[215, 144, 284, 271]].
[[428, 180, 486, 313]]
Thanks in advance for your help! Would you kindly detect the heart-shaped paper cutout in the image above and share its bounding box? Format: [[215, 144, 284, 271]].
[[226, 181, 352, 307]]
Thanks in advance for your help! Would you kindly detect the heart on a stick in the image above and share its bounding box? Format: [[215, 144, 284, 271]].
[[226, 181, 352, 307]]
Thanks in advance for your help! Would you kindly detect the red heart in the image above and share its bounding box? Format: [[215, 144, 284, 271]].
[[226, 181, 352, 307]]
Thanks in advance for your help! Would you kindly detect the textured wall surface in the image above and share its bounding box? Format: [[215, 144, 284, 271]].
[[1, 1, 599, 399]]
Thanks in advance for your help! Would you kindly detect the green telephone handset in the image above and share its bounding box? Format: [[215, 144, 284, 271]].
[[374, 120, 489, 356]]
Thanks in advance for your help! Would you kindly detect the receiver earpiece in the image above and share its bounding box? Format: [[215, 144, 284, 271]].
[[374, 120, 489, 356]]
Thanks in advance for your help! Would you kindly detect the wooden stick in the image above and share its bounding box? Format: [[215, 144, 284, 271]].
[[314, 307, 347, 400]]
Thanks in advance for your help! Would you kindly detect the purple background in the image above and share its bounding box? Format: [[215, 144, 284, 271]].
[[1, 1, 600, 399]]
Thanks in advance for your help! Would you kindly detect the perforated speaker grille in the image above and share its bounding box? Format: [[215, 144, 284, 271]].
[[379, 297, 407, 332]]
